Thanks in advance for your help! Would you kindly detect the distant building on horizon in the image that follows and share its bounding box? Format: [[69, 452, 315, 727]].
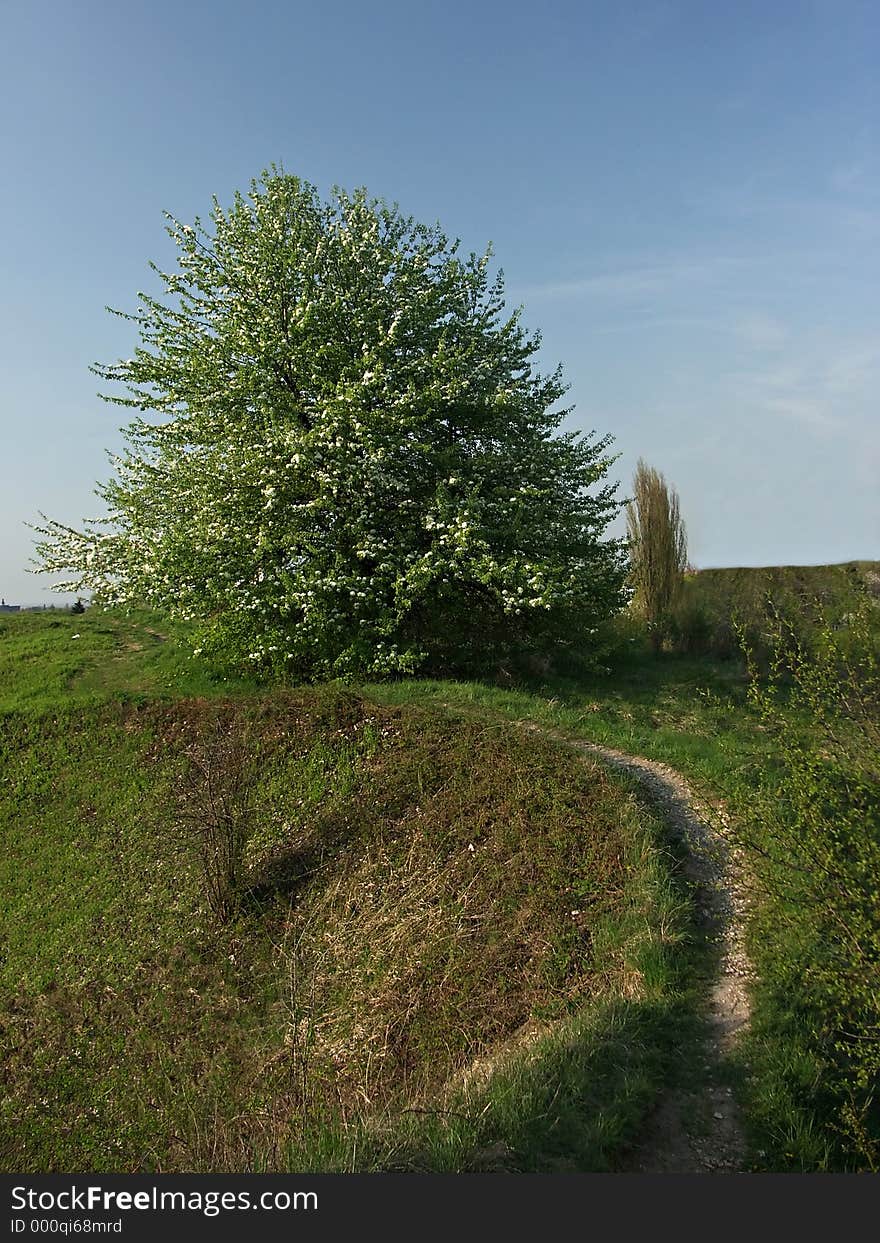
[[0, 599, 21, 613]]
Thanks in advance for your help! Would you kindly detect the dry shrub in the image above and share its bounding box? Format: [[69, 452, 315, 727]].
[[176, 718, 256, 921]]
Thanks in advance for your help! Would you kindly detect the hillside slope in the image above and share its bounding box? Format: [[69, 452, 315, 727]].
[[675, 560, 879, 658], [0, 662, 692, 1172]]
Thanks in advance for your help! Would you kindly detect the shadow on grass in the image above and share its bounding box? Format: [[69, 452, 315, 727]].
[[279, 986, 709, 1173], [246, 847, 325, 906], [279, 807, 716, 1174], [440, 997, 703, 1173]]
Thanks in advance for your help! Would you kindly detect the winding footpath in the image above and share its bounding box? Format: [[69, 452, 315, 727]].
[[519, 721, 754, 1173]]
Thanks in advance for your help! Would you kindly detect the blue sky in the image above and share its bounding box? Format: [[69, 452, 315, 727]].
[[1, 0, 878, 602]]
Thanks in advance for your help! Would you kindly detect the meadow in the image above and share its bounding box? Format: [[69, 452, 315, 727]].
[[1, 562, 878, 1171]]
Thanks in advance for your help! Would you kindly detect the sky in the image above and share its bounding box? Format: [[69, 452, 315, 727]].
[[1, 0, 878, 603]]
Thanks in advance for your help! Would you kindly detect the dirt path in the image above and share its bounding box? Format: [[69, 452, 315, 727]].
[[519, 723, 753, 1173]]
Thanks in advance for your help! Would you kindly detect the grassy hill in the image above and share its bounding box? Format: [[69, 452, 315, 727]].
[[2, 565, 877, 1172], [673, 561, 880, 660], [0, 607, 253, 713], [0, 610, 697, 1172]]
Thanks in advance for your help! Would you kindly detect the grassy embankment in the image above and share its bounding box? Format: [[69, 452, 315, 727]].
[[1, 608, 704, 1173], [366, 561, 880, 1171], [2, 560, 877, 1171]]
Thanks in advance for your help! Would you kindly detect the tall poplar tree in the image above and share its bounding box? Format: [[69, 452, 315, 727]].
[[626, 459, 687, 653]]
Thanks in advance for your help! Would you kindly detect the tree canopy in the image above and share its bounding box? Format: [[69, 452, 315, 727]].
[[35, 170, 626, 677]]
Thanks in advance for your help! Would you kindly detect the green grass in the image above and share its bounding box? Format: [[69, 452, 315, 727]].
[[0, 646, 705, 1172], [364, 648, 771, 789], [672, 560, 880, 662], [370, 578, 880, 1172], [689, 559, 879, 607], [3, 578, 876, 1172], [0, 607, 255, 712]]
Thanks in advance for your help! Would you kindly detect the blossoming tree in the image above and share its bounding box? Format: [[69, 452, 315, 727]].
[[35, 170, 626, 677]]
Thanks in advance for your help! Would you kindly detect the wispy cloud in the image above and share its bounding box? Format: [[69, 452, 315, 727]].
[[731, 336, 880, 432], [683, 174, 880, 244], [732, 312, 789, 351], [627, 0, 677, 44], [830, 159, 872, 195], [760, 393, 838, 430], [515, 256, 748, 304]]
